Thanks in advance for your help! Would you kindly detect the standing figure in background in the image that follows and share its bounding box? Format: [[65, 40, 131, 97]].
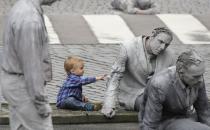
[[0, 0, 62, 129]]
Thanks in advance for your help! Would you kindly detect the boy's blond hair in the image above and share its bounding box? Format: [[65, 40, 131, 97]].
[[64, 56, 84, 74]]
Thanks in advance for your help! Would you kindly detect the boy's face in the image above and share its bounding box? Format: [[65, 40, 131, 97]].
[[71, 62, 84, 76]]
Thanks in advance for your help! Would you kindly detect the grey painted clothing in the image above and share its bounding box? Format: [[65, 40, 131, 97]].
[[103, 36, 175, 110], [1, 0, 53, 129], [141, 66, 210, 130], [111, 0, 159, 14]]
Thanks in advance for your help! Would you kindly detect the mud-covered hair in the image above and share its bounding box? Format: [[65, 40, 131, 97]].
[[151, 27, 173, 40], [176, 49, 204, 73]]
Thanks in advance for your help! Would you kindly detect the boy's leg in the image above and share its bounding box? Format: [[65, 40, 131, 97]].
[[62, 97, 86, 110], [90, 101, 103, 111], [61, 97, 101, 111]]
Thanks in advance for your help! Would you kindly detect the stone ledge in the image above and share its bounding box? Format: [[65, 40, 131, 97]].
[[53, 110, 138, 124], [0, 104, 138, 125]]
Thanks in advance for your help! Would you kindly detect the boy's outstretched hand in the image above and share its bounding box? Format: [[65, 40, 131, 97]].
[[96, 74, 107, 80]]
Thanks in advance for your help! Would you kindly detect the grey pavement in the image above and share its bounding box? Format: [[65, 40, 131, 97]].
[[1, 14, 210, 45], [0, 123, 139, 130], [1, 0, 210, 15]]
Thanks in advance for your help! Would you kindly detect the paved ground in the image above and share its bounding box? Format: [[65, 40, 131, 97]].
[[0, 123, 139, 130], [1, 0, 210, 15]]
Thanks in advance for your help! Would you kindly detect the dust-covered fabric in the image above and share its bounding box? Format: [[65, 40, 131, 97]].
[[103, 36, 175, 111], [141, 66, 210, 130], [0, 0, 53, 129]]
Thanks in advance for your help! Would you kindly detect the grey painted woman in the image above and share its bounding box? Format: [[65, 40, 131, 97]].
[[0, 0, 61, 129], [111, 0, 159, 14], [101, 27, 175, 118]]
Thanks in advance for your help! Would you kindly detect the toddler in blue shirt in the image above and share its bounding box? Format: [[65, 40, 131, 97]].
[[56, 56, 106, 111]]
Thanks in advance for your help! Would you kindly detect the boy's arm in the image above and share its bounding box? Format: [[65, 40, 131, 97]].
[[96, 74, 107, 81], [80, 76, 96, 85], [80, 74, 106, 85]]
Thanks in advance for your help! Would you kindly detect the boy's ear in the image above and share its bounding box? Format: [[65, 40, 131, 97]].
[[70, 69, 74, 73]]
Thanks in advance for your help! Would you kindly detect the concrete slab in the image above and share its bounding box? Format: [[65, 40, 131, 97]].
[[120, 14, 182, 45], [157, 14, 210, 44], [83, 15, 135, 44], [48, 15, 98, 44], [0, 104, 138, 125], [53, 123, 139, 130], [2, 14, 210, 45], [0, 123, 139, 130], [44, 15, 61, 44], [194, 14, 210, 31]]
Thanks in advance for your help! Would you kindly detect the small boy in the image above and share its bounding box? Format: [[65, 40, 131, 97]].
[[56, 56, 106, 111]]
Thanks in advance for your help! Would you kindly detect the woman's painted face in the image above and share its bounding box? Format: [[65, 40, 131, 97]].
[[149, 33, 172, 55]]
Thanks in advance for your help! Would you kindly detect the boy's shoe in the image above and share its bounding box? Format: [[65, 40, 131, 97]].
[[84, 101, 103, 111], [84, 103, 94, 111], [92, 101, 103, 111]]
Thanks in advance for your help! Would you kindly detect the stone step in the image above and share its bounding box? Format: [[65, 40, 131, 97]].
[[0, 104, 138, 125]]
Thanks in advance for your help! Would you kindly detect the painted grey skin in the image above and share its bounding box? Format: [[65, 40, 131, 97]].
[[102, 27, 175, 118], [0, 0, 61, 129], [140, 50, 210, 130], [111, 0, 159, 14]]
